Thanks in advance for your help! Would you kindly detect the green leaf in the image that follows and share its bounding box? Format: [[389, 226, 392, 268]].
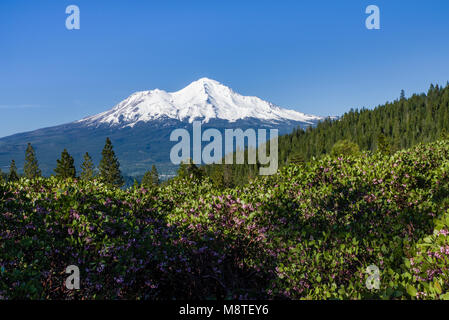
[[440, 293, 449, 300], [406, 285, 417, 298], [434, 281, 442, 294], [404, 259, 411, 269]]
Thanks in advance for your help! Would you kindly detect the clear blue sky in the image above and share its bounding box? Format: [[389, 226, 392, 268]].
[[1, 0, 449, 138]]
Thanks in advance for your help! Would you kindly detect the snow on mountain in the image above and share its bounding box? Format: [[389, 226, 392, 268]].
[[78, 78, 322, 128]]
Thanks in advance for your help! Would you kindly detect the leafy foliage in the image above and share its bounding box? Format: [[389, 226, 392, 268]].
[[1, 139, 448, 299], [377, 133, 392, 155], [330, 139, 360, 157]]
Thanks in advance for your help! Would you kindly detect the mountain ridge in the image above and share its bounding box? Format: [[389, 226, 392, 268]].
[[77, 78, 322, 128], [0, 78, 325, 177]]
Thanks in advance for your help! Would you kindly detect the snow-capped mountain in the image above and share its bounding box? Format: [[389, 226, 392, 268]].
[[0, 78, 327, 180], [78, 78, 322, 127]]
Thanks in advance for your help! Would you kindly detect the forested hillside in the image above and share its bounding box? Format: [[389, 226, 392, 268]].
[[1, 82, 449, 300], [204, 83, 449, 187]]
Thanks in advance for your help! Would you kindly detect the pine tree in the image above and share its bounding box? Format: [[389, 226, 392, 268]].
[[223, 164, 234, 188], [177, 158, 202, 180], [141, 165, 159, 188], [177, 161, 188, 178], [99, 138, 124, 187], [80, 152, 95, 181], [8, 160, 19, 182], [210, 164, 224, 189], [0, 169, 4, 184], [377, 133, 391, 155], [24, 143, 41, 179], [150, 165, 159, 186], [141, 170, 153, 188], [400, 89, 405, 100], [54, 149, 76, 179]]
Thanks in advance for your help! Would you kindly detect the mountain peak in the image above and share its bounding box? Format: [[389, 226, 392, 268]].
[[191, 77, 221, 85], [78, 79, 322, 127]]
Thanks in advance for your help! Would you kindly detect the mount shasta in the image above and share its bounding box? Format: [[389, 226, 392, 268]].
[[0, 78, 324, 178]]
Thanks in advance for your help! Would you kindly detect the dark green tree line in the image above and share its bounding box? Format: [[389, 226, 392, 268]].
[[141, 164, 159, 188], [203, 83, 449, 187]]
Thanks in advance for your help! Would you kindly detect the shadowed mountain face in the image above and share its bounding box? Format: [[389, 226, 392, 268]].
[[0, 78, 324, 177], [0, 118, 319, 177]]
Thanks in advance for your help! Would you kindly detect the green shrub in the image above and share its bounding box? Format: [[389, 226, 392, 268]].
[[0, 140, 448, 299]]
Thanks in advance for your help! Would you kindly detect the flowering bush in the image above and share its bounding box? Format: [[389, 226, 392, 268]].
[[404, 208, 449, 300], [0, 140, 448, 299]]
